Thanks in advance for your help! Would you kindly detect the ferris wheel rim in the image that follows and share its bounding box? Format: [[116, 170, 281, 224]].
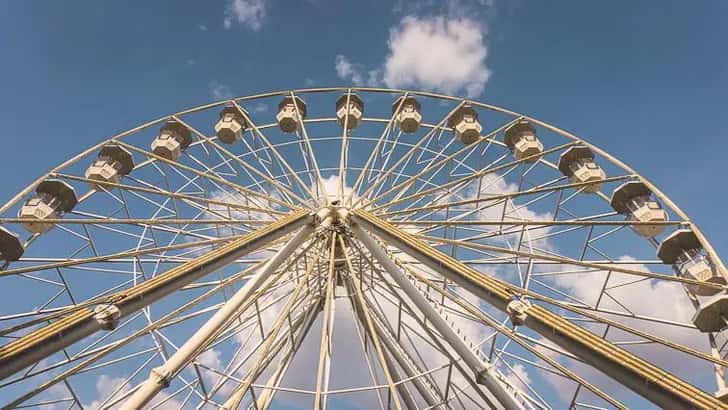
[[0, 86, 725, 409]]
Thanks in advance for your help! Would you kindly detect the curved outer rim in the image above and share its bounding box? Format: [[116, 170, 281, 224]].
[[0, 86, 721, 274]]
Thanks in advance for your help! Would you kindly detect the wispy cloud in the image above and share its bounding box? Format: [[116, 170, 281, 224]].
[[252, 102, 268, 113], [210, 81, 234, 100], [224, 0, 267, 30], [334, 55, 380, 87]]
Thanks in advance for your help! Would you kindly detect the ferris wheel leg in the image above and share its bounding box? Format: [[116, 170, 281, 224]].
[[350, 209, 727, 410], [343, 268, 444, 408], [0, 210, 315, 382], [253, 298, 322, 410], [350, 222, 524, 410], [119, 222, 316, 410]]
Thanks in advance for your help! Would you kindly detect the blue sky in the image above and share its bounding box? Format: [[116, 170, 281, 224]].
[[1, 0, 726, 255], [0, 1, 727, 407]]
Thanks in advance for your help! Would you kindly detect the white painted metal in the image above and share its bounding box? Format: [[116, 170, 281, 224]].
[[120, 221, 317, 409], [350, 220, 524, 410], [1, 87, 726, 410]]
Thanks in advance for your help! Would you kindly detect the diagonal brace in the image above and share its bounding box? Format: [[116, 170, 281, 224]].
[[350, 209, 727, 410]]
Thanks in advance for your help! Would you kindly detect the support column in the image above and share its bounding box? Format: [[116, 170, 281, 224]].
[[221, 250, 323, 409], [339, 235, 404, 410], [343, 267, 439, 408], [0, 209, 314, 381], [254, 298, 322, 409], [350, 221, 523, 410], [120, 220, 317, 409], [313, 232, 338, 410], [350, 209, 727, 410]]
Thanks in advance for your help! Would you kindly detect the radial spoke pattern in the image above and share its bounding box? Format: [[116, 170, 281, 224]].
[[0, 87, 726, 409]]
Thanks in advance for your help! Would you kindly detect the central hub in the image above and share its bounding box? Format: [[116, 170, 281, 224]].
[[315, 200, 351, 229]]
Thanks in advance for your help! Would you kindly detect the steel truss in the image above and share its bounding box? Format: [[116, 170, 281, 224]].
[[0, 87, 726, 409]]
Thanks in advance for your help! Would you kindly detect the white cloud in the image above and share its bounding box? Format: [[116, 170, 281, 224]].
[[550, 256, 705, 351], [87, 375, 130, 409], [224, 0, 267, 30], [85, 374, 184, 409], [335, 16, 491, 98], [197, 23, 208, 31], [503, 363, 531, 393], [383, 16, 491, 97], [252, 102, 268, 113], [210, 81, 234, 100], [318, 174, 357, 204], [335, 55, 363, 85], [334, 55, 380, 87]]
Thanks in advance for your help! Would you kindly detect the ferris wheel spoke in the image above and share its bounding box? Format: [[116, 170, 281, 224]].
[[348, 241, 507, 408], [13, 251, 316, 408], [221, 248, 322, 408], [179, 147, 300, 215], [346, 239, 449, 405], [348, 93, 411, 207], [368, 124, 457, 207], [337, 90, 353, 203], [420, 234, 723, 293], [371, 141, 577, 214], [352, 208, 726, 408], [203, 299, 321, 408], [351, 223, 524, 408], [287, 92, 329, 205], [227, 102, 322, 207], [393, 255, 626, 409], [369, 118, 523, 212], [358, 275, 479, 407], [0, 252, 280, 408], [338, 233, 408, 409], [352, 99, 468, 209], [0, 210, 311, 384], [172, 115, 311, 209], [380, 175, 634, 220], [53, 172, 286, 218], [311, 231, 337, 410], [120, 218, 316, 409], [114, 140, 298, 212], [0, 217, 272, 227]]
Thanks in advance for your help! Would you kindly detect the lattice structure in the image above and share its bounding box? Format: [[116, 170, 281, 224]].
[[0, 88, 727, 409]]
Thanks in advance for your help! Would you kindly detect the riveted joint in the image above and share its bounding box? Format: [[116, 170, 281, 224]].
[[506, 298, 531, 326], [151, 366, 173, 388], [93, 303, 121, 330]]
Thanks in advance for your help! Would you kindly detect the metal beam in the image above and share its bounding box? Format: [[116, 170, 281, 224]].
[[0, 209, 314, 381], [350, 218, 523, 410], [119, 220, 316, 409], [339, 234, 404, 410], [220, 246, 322, 409], [254, 298, 322, 410], [343, 266, 442, 408], [313, 232, 338, 410], [350, 209, 727, 410]]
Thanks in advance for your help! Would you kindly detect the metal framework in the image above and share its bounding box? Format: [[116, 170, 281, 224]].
[[0, 87, 727, 409]]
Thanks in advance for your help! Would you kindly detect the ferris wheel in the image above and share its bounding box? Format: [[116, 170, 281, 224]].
[[0, 87, 727, 409]]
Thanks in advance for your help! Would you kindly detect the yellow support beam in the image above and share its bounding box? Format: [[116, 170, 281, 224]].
[[350, 209, 727, 410], [0, 209, 313, 380]]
